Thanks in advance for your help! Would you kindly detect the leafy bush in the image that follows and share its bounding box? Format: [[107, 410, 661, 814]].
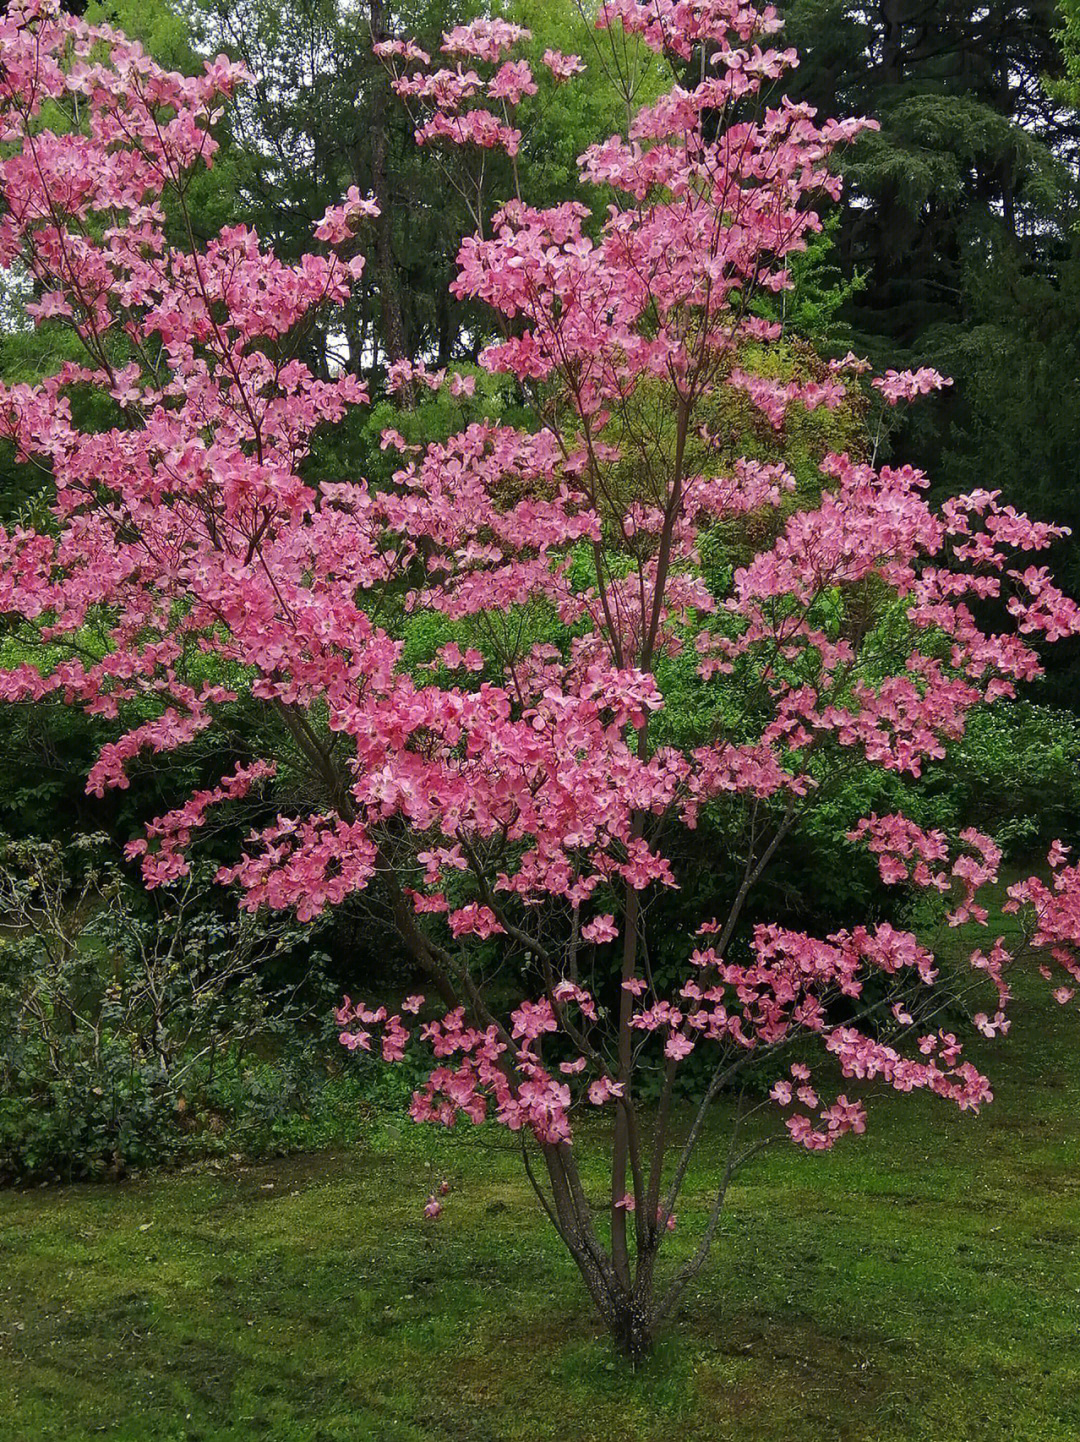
[[0, 835, 369, 1184], [933, 702, 1080, 854]]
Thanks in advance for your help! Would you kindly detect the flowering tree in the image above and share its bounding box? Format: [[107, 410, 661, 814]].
[[3, 0, 1080, 1361]]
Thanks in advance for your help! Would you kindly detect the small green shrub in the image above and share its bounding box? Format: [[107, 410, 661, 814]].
[[0, 835, 377, 1184]]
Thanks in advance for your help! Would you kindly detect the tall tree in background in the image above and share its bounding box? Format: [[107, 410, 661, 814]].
[[783, 0, 1080, 697], [784, 0, 1077, 358]]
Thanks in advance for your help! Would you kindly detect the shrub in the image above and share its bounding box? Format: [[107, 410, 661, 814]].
[[0, 835, 352, 1183]]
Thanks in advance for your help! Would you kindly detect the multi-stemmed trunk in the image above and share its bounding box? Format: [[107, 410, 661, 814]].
[[561, 1231, 662, 1364], [609, 1293, 657, 1365]]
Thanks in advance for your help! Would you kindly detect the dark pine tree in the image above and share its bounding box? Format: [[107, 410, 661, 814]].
[[784, 0, 1080, 700]]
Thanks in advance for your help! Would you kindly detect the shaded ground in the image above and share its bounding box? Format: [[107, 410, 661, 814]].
[[3, 924, 1080, 1440]]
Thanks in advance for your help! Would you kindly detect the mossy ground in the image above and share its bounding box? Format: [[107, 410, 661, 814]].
[[3, 910, 1079, 1441]]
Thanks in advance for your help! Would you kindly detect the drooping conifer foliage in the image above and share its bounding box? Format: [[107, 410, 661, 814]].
[[783, 0, 1080, 681], [783, 0, 1077, 354], [3, 0, 1080, 1359]]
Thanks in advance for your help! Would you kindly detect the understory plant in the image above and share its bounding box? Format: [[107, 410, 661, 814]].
[[3, 0, 1080, 1359], [0, 834, 338, 1181]]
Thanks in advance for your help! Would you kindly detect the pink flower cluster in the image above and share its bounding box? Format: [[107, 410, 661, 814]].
[[313, 185, 379, 245], [1007, 846, 1080, 1003], [379, 19, 548, 160], [771, 1067, 867, 1151], [872, 368, 953, 405]]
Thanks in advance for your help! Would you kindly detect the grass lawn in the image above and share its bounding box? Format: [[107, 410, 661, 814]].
[[3, 927, 1080, 1440]]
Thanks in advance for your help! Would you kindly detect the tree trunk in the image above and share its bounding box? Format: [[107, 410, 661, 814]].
[[368, 0, 411, 373], [609, 1291, 656, 1365], [878, 0, 906, 85]]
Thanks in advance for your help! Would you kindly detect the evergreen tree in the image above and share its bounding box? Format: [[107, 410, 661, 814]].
[[785, 0, 1077, 358], [784, 0, 1080, 698]]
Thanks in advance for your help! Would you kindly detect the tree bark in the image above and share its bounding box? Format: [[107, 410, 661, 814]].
[[609, 1289, 656, 1364], [367, 0, 411, 374]]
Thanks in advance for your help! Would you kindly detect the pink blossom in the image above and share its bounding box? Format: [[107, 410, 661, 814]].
[[588, 1076, 625, 1105], [542, 50, 585, 81], [582, 913, 619, 943], [441, 19, 530, 63], [664, 1032, 695, 1061], [872, 368, 953, 405]]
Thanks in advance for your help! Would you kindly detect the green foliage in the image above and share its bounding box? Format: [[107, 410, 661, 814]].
[[1055, 0, 1080, 105], [933, 701, 1080, 852], [0, 836, 369, 1184], [785, 0, 1075, 354], [775, 212, 867, 345]]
